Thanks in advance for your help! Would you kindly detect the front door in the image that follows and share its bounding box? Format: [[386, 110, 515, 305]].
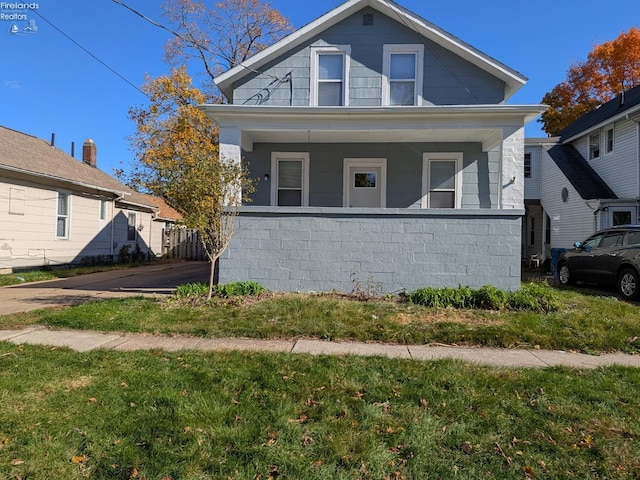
[[343, 159, 386, 208]]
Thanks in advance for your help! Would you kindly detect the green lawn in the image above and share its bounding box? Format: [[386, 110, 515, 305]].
[[1, 343, 639, 479], [1, 283, 639, 354]]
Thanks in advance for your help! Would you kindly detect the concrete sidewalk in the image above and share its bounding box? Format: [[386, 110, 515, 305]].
[[2, 326, 639, 369]]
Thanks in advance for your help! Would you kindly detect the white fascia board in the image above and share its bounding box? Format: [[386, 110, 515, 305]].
[[200, 104, 547, 127], [562, 103, 640, 143], [214, 0, 527, 100]]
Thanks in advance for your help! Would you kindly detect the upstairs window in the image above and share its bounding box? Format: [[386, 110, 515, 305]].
[[524, 153, 532, 178], [589, 131, 600, 159], [310, 46, 350, 106], [606, 126, 614, 154], [383, 44, 424, 106]]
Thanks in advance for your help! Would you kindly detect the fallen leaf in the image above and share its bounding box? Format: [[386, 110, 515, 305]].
[[130, 467, 139, 478], [88, 398, 97, 403], [71, 455, 87, 464], [461, 441, 473, 454], [11, 459, 24, 466], [524, 465, 535, 478]]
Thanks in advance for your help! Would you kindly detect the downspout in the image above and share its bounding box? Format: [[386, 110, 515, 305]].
[[625, 114, 640, 206]]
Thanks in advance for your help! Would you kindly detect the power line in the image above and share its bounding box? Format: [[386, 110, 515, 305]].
[[29, 8, 148, 98]]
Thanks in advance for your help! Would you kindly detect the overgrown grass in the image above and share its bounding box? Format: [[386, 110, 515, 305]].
[[1, 343, 639, 479], [2, 281, 639, 353]]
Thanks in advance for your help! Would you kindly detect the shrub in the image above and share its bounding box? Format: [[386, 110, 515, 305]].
[[408, 283, 559, 313], [176, 281, 267, 299]]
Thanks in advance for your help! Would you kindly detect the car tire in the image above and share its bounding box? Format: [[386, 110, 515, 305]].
[[558, 262, 574, 286], [618, 268, 640, 301]]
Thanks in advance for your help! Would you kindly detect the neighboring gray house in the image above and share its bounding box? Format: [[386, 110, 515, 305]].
[[0, 126, 179, 272], [524, 84, 640, 262], [200, 0, 545, 293]]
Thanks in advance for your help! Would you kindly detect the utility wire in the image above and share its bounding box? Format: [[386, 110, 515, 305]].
[[30, 8, 148, 98], [112, 0, 283, 81]]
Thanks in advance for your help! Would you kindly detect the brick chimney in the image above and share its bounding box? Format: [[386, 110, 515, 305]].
[[82, 139, 97, 167]]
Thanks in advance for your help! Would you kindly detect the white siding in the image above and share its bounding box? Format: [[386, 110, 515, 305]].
[[524, 145, 542, 200], [582, 119, 639, 198], [0, 178, 164, 270], [540, 150, 597, 248]]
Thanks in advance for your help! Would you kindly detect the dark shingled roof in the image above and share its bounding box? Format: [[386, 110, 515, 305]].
[[547, 144, 617, 200], [558, 84, 640, 141]]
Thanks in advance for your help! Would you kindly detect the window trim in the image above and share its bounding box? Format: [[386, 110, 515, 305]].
[[310, 45, 351, 107], [382, 44, 424, 106], [56, 191, 70, 240], [589, 131, 600, 159], [270, 152, 310, 206], [421, 152, 463, 209]]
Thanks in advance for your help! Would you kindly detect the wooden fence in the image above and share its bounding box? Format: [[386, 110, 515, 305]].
[[163, 227, 207, 260]]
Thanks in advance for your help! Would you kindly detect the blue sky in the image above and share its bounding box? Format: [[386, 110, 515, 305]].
[[1, 0, 639, 178]]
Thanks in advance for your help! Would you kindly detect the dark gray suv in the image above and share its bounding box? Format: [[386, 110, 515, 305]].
[[558, 225, 640, 300]]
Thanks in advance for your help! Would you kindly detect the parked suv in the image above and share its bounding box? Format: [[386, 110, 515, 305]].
[[558, 225, 640, 300]]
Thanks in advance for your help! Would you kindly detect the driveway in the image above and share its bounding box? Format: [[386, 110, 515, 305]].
[[0, 261, 210, 315]]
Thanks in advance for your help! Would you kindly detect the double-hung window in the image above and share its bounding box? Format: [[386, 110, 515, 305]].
[[127, 213, 137, 241], [271, 152, 310, 206], [605, 126, 614, 154], [310, 46, 350, 106], [589, 131, 600, 159], [524, 153, 532, 178], [421, 153, 463, 208], [56, 192, 70, 239], [383, 44, 424, 106]]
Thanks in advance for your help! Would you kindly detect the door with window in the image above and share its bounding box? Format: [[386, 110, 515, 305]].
[[343, 159, 386, 208]]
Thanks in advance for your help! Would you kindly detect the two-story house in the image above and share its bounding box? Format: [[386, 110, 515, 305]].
[[200, 0, 546, 293], [524, 85, 640, 264]]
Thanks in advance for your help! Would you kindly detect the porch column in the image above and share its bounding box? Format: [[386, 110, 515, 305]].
[[219, 126, 242, 205], [501, 126, 524, 209]]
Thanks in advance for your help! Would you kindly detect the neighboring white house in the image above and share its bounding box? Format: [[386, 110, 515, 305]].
[[199, 0, 546, 293], [0, 125, 180, 272], [524, 84, 640, 263]]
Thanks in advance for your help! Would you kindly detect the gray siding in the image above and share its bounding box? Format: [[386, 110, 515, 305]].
[[220, 207, 522, 293], [245, 142, 499, 209], [232, 7, 505, 106]]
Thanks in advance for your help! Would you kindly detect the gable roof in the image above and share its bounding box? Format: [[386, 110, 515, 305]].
[[214, 0, 527, 101], [0, 125, 155, 210], [141, 194, 183, 222], [547, 144, 617, 200], [558, 84, 640, 142]]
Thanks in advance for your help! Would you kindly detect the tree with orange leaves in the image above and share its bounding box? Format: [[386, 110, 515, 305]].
[[125, 0, 289, 294], [540, 27, 640, 136]]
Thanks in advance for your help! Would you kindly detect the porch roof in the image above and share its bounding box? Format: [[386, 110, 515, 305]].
[[200, 104, 546, 152]]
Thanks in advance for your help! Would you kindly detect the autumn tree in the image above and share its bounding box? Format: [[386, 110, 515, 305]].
[[161, 0, 293, 96], [540, 27, 640, 135], [125, 0, 291, 293], [128, 67, 253, 298]]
